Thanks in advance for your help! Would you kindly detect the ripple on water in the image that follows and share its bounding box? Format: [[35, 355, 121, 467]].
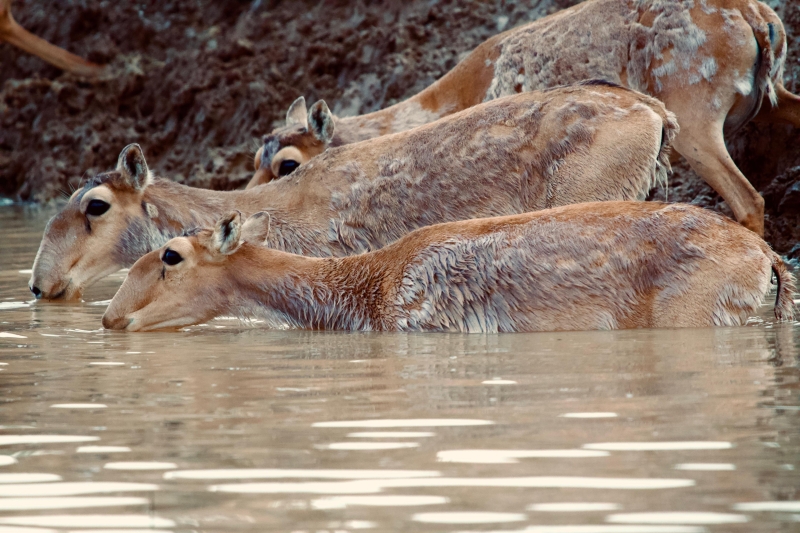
[[0, 474, 61, 484], [733, 501, 800, 512], [412, 512, 527, 524], [527, 503, 621, 512], [347, 432, 435, 438], [673, 463, 735, 471], [561, 413, 618, 419], [76, 446, 131, 454], [451, 527, 707, 533], [584, 442, 732, 451], [0, 331, 26, 337], [316, 442, 420, 451], [0, 456, 17, 466], [0, 527, 58, 533], [437, 449, 609, 464], [0, 483, 160, 497], [312, 419, 494, 428], [50, 404, 108, 409], [0, 497, 148, 511], [104, 462, 177, 471], [0, 435, 99, 446], [311, 495, 449, 510], [0, 302, 31, 310], [165, 468, 440, 480], [209, 476, 696, 494], [607, 512, 749, 524], [0, 516, 174, 528]]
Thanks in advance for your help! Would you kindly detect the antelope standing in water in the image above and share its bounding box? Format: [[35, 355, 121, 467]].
[[250, 0, 800, 237], [0, 0, 102, 76], [29, 83, 676, 300], [102, 202, 796, 332]]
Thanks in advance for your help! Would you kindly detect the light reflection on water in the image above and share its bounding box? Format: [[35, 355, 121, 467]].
[[0, 206, 799, 531]]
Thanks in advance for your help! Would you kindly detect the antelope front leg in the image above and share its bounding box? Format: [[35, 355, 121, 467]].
[[672, 122, 765, 236], [0, 0, 102, 76]]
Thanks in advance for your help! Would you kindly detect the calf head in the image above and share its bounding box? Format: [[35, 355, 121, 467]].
[[102, 211, 245, 331], [247, 96, 335, 188], [29, 144, 161, 300]]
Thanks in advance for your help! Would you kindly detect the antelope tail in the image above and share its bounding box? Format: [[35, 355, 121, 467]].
[[768, 250, 796, 322]]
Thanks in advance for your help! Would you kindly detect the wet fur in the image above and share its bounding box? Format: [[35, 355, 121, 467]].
[[33, 86, 675, 298], [106, 202, 796, 332]]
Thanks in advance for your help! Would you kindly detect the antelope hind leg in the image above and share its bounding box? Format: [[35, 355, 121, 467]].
[[672, 120, 765, 236], [754, 84, 800, 128], [0, 0, 102, 76]]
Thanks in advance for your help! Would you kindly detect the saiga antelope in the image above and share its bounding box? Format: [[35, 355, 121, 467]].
[[250, 0, 800, 237], [29, 83, 675, 300], [0, 0, 102, 76], [102, 202, 796, 332]]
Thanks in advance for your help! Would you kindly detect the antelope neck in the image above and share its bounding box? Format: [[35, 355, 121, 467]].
[[231, 245, 388, 331]]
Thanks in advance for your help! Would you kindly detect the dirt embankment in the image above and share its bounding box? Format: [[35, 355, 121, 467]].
[[0, 0, 798, 254]]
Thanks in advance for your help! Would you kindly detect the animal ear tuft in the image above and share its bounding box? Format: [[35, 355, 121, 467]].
[[212, 211, 243, 256], [285, 96, 308, 128], [116, 143, 151, 190], [308, 100, 335, 144]]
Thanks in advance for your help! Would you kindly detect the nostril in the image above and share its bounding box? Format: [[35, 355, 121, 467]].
[[102, 313, 130, 330], [30, 286, 42, 299]]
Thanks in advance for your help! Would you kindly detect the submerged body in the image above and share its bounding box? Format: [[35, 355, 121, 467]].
[[30, 84, 674, 300], [103, 202, 796, 333], [252, 0, 800, 236]]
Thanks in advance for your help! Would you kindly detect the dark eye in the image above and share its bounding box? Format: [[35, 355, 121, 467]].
[[162, 249, 183, 266], [278, 160, 300, 177], [85, 199, 110, 217]]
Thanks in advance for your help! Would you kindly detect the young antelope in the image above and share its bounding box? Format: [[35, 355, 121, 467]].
[[102, 202, 795, 333]]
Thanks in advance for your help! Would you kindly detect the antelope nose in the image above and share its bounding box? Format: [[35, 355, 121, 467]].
[[30, 285, 42, 299], [102, 313, 131, 331]]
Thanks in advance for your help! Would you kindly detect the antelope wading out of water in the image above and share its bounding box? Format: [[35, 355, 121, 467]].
[[102, 202, 796, 332], [29, 82, 676, 300], [0, 0, 102, 76], [250, 0, 800, 237]]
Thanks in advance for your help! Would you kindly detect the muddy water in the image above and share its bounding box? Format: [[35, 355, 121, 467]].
[[0, 206, 799, 532]]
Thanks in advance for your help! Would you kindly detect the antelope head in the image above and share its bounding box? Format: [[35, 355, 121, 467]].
[[102, 212, 247, 331], [247, 96, 335, 188], [29, 144, 160, 301]]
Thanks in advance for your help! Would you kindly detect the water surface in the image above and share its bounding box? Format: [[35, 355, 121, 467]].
[[1, 206, 799, 532]]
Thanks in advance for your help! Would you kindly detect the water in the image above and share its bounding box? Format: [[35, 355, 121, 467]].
[[1, 206, 799, 532]]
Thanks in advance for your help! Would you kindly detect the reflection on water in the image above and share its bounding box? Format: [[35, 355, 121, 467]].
[[0, 205, 799, 530]]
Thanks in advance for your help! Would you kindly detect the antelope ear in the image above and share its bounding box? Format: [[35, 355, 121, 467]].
[[242, 211, 272, 244], [212, 211, 243, 256], [308, 100, 335, 144], [116, 143, 151, 190], [285, 96, 308, 128]]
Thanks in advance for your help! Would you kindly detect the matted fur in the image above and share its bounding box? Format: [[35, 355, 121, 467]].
[[30, 85, 674, 299], [102, 202, 796, 333]]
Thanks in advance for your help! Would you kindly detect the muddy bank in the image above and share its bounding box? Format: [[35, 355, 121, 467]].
[[0, 0, 797, 253]]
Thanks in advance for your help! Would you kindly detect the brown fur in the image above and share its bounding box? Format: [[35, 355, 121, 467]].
[[102, 202, 796, 332], [250, 0, 800, 236], [0, 0, 101, 76], [30, 85, 676, 300]]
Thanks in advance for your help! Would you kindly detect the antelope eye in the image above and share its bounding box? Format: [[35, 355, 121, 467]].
[[85, 199, 110, 217], [278, 160, 300, 177], [162, 249, 183, 266]]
